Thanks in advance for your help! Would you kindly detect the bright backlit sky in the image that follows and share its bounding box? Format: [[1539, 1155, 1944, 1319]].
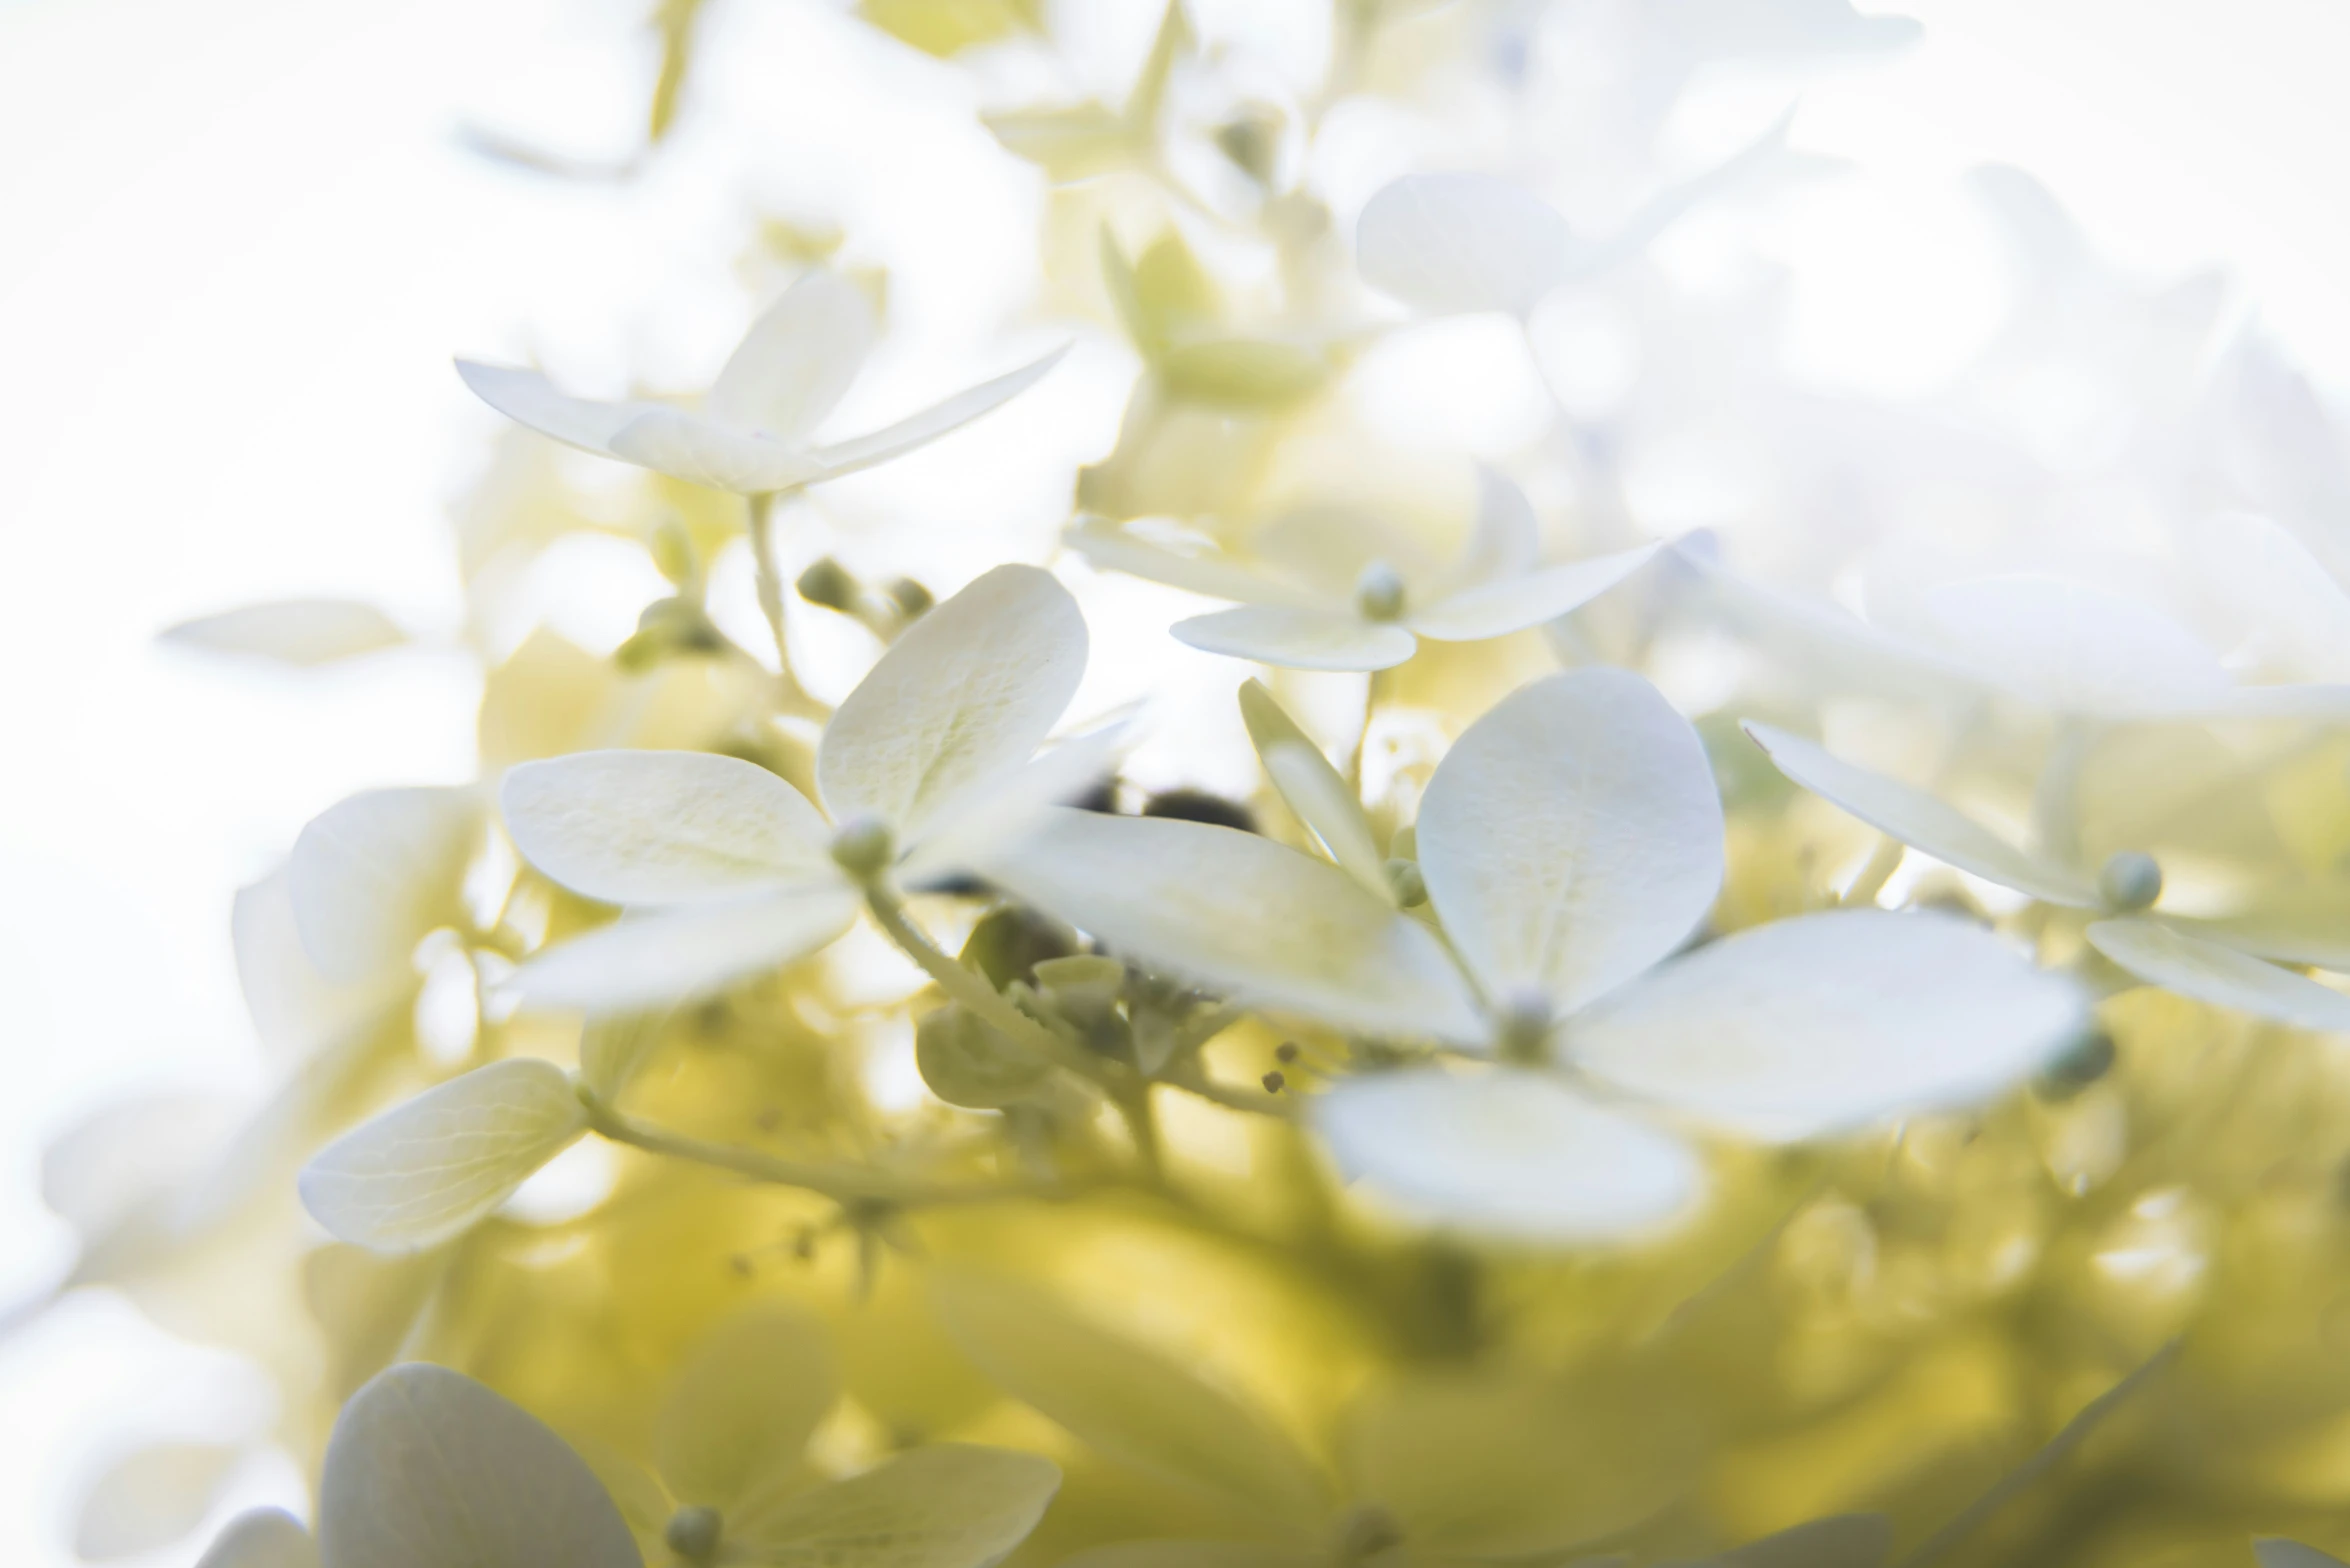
[[3, 0, 2350, 1563]]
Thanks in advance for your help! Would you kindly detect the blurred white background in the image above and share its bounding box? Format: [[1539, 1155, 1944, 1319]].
[[3, 0, 2349, 1562]]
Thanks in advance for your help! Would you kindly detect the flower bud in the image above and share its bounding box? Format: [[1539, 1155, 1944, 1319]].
[[665, 1506, 723, 1563], [649, 518, 697, 586], [1354, 559, 1408, 623], [2097, 850, 2163, 913], [828, 813, 896, 878], [885, 576, 934, 621], [1384, 858, 1427, 907], [796, 555, 861, 612], [2036, 1028, 2116, 1100], [1213, 103, 1285, 186], [1495, 988, 1554, 1063]]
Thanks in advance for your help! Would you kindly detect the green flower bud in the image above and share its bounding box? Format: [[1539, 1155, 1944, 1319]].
[[885, 576, 934, 620], [1495, 988, 1554, 1064], [1384, 858, 1427, 907], [829, 814, 896, 878], [1354, 559, 1408, 623], [2036, 1029, 2116, 1100], [649, 518, 697, 587], [1213, 104, 1284, 185], [915, 1003, 1051, 1109], [665, 1506, 723, 1564], [796, 555, 861, 612], [2097, 850, 2163, 913]]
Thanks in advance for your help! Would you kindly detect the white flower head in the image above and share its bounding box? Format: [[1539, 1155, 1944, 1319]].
[[458, 268, 1065, 496], [499, 564, 1113, 1014], [987, 669, 2084, 1240], [1746, 721, 2350, 1031], [1072, 470, 1657, 671]]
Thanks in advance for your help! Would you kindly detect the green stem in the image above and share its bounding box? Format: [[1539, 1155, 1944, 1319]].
[[864, 889, 1109, 1086], [1348, 667, 1385, 790], [744, 490, 821, 716]]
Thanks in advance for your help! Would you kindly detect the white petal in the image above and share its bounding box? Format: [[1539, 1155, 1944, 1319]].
[[289, 786, 480, 984], [1238, 680, 1389, 899], [1315, 1068, 1699, 1243], [1417, 669, 1723, 1016], [898, 718, 1129, 887], [607, 407, 825, 494], [160, 599, 407, 667], [509, 887, 860, 1016], [1174, 605, 1417, 671], [1677, 545, 1984, 703], [297, 1059, 590, 1252], [2087, 918, 2350, 1031], [2259, 1542, 2350, 1568], [1918, 576, 2231, 717], [2192, 512, 2350, 682], [234, 871, 405, 1064], [1065, 519, 1320, 608], [812, 345, 1069, 480], [195, 1510, 316, 1568], [2172, 682, 2350, 720], [1742, 723, 2096, 906], [655, 1301, 839, 1512], [819, 564, 1087, 841], [75, 1443, 244, 1560], [320, 1363, 642, 1568], [455, 360, 656, 459], [1434, 467, 1541, 595], [981, 809, 1483, 1045], [1411, 544, 1660, 642], [930, 1272, 1329, 1523], [729, 1446, 1060, 1568], [502, 750, 833, 905], [1573, 910, 2087, 1141], [1357, 173, 1573, 318], [705, 268, 876, 441]]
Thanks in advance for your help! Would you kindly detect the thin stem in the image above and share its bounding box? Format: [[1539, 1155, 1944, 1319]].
[[1841, 833, 1907, 908], [2032, 715, 2093, 872], [864, 888, 1109, 1086], [1163, 1064, 1297, 1119], [584, 1097, 1059, 1209], [1348, 667, 1385, 790], [744, 490, 820, 716]]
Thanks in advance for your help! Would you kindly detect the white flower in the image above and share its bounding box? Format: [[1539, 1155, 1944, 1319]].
[[498, 564, 1113, 1014], [457, 268, 1065, 496], [985, 668, 2085, 1239], [1070, 470, 1658, 671], [1746, 721, 2350, 1031]]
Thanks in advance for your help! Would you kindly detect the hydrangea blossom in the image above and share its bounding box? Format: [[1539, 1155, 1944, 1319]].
[[1070, 471, 1658, 671], [496, 564, 1108, 1013], [985, 668, 2085, 1238], [458, 268, 1063, 497]]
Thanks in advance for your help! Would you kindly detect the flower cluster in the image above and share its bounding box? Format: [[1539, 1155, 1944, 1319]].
[[35, 3, 2350, 1567]]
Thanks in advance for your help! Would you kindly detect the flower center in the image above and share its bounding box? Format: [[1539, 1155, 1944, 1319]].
[[664, 1506, 723, 1564], [1354, 559, 1407, 623], [1495, 988, 1554, 1064], [2097, 850, 2162, 913], [829, 814, 897, 879]]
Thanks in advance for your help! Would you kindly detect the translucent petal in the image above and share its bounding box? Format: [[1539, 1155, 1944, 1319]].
[[75, 1442, 244, 1560], [508, 887, 860, 1016], [729, 1445, 1060, 1568], [1417, 670, 1723, 1017], [2193, 512, 2350, 682], [1573, 911, 2087, 1141], [320, 1363, 642, 1568], [502, 750, 834, 905], [288, 786, 481, 984], [455, 360, 656, 459], [160, 599, 407, 667], [705, 269, 876, 441], [1065, 520, 1322, 608], [818, 565, 1087, 841], [578, 1013, 666, 1101], [43, 1094, 236, 1242], [898, 717, 1130, 886], [234, 872, 402, 1064], [931, 1273, 1331, 1522], [608, 407, 825, 494], [195, 1510, 316, 1568], [297, 1059, 590, 1252], [1174, 605, 1417, 671], [1433, 468, 1541, 596], [2258, 1542, 2350, 1568], [1264, 744, 1389, 900], [1314, 1068, 1698, 1243], [654, 1301, 839, 1512], [2087, 918, 2350, 1031], [1357, 173, 1573, 317], [981, 808, 1483, 1044], [812, 346, 1070, 480], [1677, 546, 1983, 702], [1919, 576, 2231, 717], [1742, 723, 2096, 906], [1410, 544, 1659, 642]]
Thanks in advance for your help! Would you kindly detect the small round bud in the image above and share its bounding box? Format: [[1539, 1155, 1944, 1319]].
[[828, 814, 896, 879], [2036, 1029, 2117, 1100], [1384, 858, 1427, 908], [796, 556, 860, 611], [1354, 559, 1408, 623], [665, 1506, 724, 1563], [1213, 104, 1284, 185], [1275, 1041, 1300, 1064], [1262, 1069, 1286, 1094], [2097, 850, 2163, 913], [1494, 989, 1554, 1063], [649, 518, 697, 586], [1333, 1503, 1405, 1563]]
